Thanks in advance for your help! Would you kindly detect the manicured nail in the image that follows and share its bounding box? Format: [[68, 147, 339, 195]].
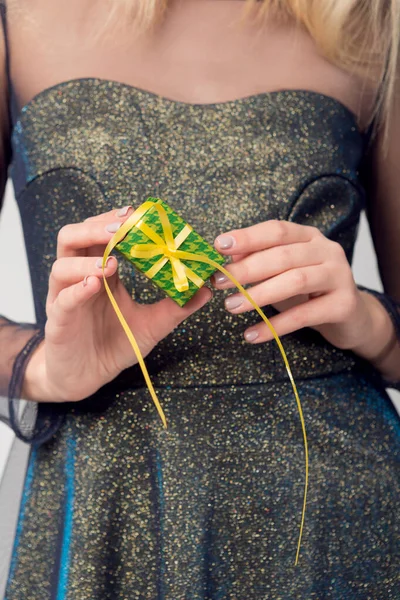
[[96, 257, 112, 269], [216, 235, 235, 250], [214, 272, 228, 285], [106, 222, 121, 233], [225, 295, 244, 310], [117, 205, 132, 217], [245, 330, 259, 342]]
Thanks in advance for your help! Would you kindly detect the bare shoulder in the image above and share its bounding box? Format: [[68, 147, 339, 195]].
[[0, 2, 10, 197], [363, 83, 400, 299], [0, 2, 6, 87]]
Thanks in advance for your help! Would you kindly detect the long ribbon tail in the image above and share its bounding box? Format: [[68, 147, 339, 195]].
[[101, 274, 167, 429], [181, 256, 309, 566], [101, 211, 168, 428]]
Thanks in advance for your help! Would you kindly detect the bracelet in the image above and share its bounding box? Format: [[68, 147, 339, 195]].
[[357, 285, 400, 390], [8, 328, 64, 445]]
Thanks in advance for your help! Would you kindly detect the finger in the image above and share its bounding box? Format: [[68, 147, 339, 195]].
[[47, 255, 118, 306], [243, 295, 331, 343], [57, 218, 126, 259], [224, 265, 332, 314], [139, 286, 213, 346], [50, 276, 102, 327], [215, 220, 321, 256], [83, 205, 133, 223], [231, 253, 251, 264], [212, 241, 325, 289], [82, 206, 134, 256]]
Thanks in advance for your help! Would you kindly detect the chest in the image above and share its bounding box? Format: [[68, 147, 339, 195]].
[[10, 0, 376, 129]]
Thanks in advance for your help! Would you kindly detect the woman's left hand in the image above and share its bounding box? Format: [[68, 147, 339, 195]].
[[212, 220, 378, 352]]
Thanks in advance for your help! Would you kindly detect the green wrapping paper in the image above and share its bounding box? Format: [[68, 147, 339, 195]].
[[115, 198, 225, 306]]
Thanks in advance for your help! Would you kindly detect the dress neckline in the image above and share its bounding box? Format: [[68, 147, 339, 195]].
[[12, 76, 366, 138]]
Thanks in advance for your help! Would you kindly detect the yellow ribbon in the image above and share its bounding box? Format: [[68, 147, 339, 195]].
[[102, 199, 308, 566], [131, 207, 204, 291]]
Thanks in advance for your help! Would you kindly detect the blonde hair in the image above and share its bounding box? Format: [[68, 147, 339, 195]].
[[108, 0, 400, 133]]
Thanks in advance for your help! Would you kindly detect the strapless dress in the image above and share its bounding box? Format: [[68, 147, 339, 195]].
[[3, 78, 400, 599]]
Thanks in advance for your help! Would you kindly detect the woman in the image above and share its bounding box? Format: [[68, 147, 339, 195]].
[[0, 0, 399, 597]]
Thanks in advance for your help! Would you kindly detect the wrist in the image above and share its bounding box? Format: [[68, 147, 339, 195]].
[[351, 291, 396, 363], [21, 341, 52, 402]]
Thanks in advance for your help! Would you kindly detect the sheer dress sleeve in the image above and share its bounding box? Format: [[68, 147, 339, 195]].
[[0, 6, 63, 444], [357, 112, 400, 391]]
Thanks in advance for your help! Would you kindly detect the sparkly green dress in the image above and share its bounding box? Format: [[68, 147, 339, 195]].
[[1, 19, 399, 599]]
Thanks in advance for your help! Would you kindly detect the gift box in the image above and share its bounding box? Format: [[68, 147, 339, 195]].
[[115, 198, 225, 306]]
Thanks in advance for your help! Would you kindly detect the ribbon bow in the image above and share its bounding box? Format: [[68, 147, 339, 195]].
[[102, 199, 308, 566], [129, 203, 204, 292]]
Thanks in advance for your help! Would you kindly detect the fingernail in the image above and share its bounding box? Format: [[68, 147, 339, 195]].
[[96, 257, 112, 269], [214, 272, 228, 285], [83, 275, 90, 287], [225, 295, 243, 310], [106, 222, 121, 233], [245, 330, 259, 342], [117, 205, 132, 217], [216, 235, 235, 250]]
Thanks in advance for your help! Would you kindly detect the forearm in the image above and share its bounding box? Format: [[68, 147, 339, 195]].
[[351, 291, 400, 383]]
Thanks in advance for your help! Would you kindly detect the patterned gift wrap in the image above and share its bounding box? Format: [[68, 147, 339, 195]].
[[115, 198, 225, 306]]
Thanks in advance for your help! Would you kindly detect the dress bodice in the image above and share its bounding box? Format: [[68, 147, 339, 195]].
[[10, 79, 368, 393], [4, 75, 400, 600]]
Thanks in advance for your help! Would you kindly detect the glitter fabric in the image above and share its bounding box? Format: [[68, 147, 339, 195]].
[[3, 80, 400, 598]]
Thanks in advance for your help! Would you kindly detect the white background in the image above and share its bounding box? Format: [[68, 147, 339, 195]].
[[0, 182, 399, 595]]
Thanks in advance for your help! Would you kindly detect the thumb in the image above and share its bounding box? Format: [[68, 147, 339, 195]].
[[142, 286, 213, 346]]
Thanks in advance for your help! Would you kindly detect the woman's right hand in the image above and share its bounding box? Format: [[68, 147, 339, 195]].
[[22, 206, 212, 403]]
